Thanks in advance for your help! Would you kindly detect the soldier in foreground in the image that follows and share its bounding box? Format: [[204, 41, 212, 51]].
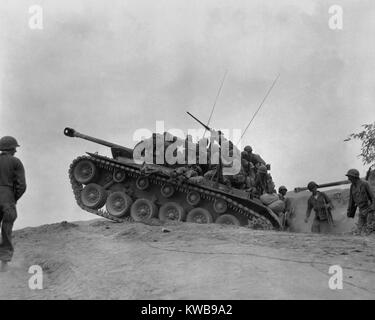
[[0, 136, 26, 272], [346, 169, 375, 235], [304, 181, 334, 233]]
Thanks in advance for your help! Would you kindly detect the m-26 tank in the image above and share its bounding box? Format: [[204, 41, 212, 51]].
[[64, 127, 281, 229]]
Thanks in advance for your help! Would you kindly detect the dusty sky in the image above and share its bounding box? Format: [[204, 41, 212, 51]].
[[0, 0, 374, 228]]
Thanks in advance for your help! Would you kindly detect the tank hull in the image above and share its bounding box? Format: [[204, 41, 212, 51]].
[[68, 153, 282, 229]]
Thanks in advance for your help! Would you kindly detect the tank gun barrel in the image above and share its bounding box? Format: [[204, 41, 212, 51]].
[[64, 127, 133, 154], [294, 179, 356, 193]]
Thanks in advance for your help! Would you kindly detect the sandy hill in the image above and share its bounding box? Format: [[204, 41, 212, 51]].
[[0, 217, 374, 300]]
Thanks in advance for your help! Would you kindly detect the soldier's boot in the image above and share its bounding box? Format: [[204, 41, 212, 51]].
[[0, 261, 8, 272]]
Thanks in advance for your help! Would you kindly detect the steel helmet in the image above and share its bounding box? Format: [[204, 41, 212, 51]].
[[244, 145, 253, 152], [278, 185, 287, 192], [307, 181, 318, 191], [0, 136, 20, 151], [345, 168, 360, 178], [258, 165, 267, 174]]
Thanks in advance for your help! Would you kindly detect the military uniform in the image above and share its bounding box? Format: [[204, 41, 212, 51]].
[[347, 179, 375, 234], [277, 186, 293, 230], [254, 166, 275, 195], [241, 151, 266, 168], [0, 139, 26, 266], [306, 191, 333, 233]]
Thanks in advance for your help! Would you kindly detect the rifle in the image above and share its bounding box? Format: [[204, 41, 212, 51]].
[[322, 196, 335, 227]]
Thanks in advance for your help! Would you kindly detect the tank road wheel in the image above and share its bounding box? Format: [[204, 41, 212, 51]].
[[160, 184, 175, 198], [113, 169, 126, 183], [159, 202, 186, 222], [216, 214, 241, 226], [73, 160, 97, 184], [136, 176, 150, 190], [186, 208, 213, 224], [81, 183, 107, 209], [213, 198, 228, 214], [106, 191, 133, 218], [186, 191, 201, 206], [130, 198, 158, 222]]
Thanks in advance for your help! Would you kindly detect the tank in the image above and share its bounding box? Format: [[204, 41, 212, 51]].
[[294, 167, 375, 194], [64, 127, 281, 230]]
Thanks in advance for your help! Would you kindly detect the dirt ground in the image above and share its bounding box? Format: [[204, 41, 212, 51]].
[[0, 218, 374, 300]]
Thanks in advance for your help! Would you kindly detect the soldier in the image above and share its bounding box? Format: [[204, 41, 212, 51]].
[[241, 145, 266, 171], [278, 185, 288, 201], [196, 137, 210, 174], [304, 181, 334, 234], [278, 186, 293, 230], [346, 169, 375, 235], [0, 136, 26, 271], [254, 165, 274, 195]]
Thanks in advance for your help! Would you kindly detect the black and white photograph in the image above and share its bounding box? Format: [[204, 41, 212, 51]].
[[0, 0, 374, 303]]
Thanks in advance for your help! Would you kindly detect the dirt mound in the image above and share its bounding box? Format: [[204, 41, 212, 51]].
[[0, 219, 374, 299]]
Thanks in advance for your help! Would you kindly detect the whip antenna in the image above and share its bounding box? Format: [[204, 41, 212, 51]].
[[203, 70, 228, 137], [237, 73, 280, 145]]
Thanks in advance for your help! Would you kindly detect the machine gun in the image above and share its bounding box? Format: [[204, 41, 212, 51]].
[[186, 112, 226, 183]]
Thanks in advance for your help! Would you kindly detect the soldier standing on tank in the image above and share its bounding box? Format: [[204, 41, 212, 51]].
[[0, 136, 26, 272], [304, 181, 334, 234], [346, 169, 375, 235]]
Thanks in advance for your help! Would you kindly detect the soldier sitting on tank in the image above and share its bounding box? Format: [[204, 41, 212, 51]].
[[254, 165, 274, 196], [201, 133, 224, 182], [241, 146, 266, 173], [227, 171, 247, 189], [171, 164, 202, 183], [196, 137, 210, 174], [218, 157, 247, 189]]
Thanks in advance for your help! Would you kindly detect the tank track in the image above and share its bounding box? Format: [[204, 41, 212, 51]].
[[69, 155, 279, 229]]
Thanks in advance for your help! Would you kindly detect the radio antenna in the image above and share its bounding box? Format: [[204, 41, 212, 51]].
[[237, 73, 280, 145]]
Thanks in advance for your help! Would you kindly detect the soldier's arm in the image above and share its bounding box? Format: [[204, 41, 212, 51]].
[[254, 154, 266, 165], [14, 158, 26, 201], [364, 181, 375, 208], [258, 154, 267, 166], [347, 186, 357, 218]]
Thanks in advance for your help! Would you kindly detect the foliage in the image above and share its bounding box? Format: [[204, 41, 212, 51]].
[[344, 122, 375, 166]]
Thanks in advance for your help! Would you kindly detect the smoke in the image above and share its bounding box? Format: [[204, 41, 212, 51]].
[[288, 188, 356, 234]]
